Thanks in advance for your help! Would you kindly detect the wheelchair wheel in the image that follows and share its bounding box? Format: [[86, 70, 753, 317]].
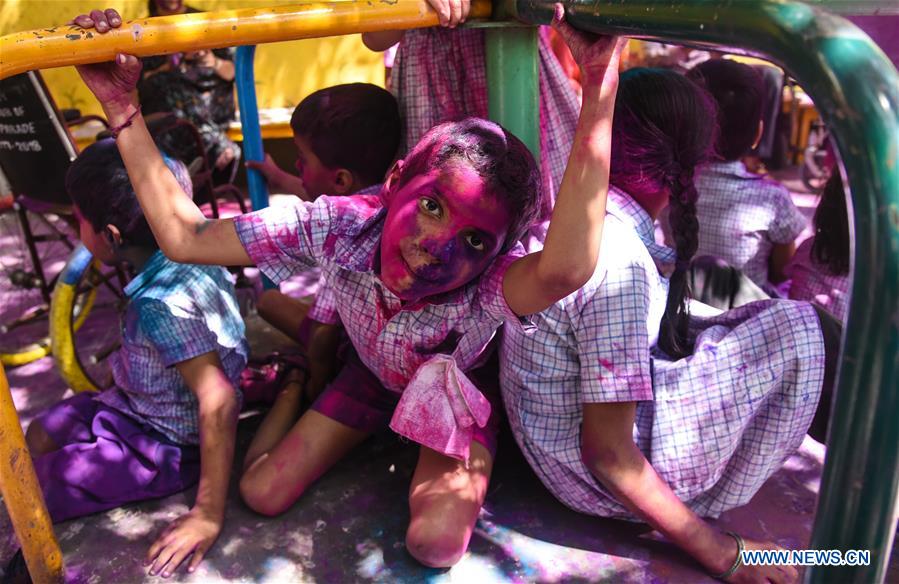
[[0, 203, 78, 366], [51, 244, 127, 392]]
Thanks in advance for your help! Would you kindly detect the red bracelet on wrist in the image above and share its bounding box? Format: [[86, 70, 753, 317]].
[[109, 105, 142, 139]]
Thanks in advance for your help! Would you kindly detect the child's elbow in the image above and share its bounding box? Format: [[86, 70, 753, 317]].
[[539, 263, 594, 301]]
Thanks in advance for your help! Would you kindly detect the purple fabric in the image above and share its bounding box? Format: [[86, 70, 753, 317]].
[[32, 393, 200, 523], [311, 351, 502, 458]]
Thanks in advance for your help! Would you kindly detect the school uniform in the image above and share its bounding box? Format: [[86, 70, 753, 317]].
[[34, 251, 248, 522], [233, 194, 529, 461], [390, 26, 580, 249], [501, 187, 826, 519], [693, 160, 807, 288], [785, 238, 850, 323]]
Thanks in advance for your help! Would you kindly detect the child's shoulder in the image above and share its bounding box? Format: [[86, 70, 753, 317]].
[[319, 193, 385, 235], [131, 253, 236, 315]]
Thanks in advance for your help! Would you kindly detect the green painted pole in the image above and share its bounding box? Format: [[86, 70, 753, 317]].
[[503, 1, 899, 582], [485, 26, 540, 161]]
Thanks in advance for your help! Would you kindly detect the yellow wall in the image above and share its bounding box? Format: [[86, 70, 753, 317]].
[[0, 0, 385, 116]]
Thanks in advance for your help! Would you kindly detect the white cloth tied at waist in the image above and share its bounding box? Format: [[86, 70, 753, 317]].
[[389, 354, 491, 464]]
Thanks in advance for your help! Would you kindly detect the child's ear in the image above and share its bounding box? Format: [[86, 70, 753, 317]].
[[382, 159, 405, 202], [332, 169, 356, 195], [104, 224, 123, 249]]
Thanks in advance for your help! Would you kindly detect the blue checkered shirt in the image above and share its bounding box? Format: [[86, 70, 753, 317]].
[[233, 194, 524, 394], [693, 161, 807, 287], [501, 187, 825, 519], [97, 251, 249, 445]]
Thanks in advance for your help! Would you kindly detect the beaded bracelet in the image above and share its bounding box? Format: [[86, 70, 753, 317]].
[[109, 105, 141, 139], [713, 531, 745, 581]]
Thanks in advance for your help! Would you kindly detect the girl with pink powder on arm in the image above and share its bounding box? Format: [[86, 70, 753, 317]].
[[363, 0, 580, 250], [71, 5, 623, 569], [501, 68, 838, 583]]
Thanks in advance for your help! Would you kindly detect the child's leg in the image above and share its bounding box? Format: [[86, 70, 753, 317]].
[[406, 442, 493, 568], [32, 403, 200, 523], [240, 354, 389, 516], [256, 289, 312, 344], [25, 393, 97, 456], [405, 354, 502, 567], [243, 369, 307, 470], [239, 411, 369, 516]]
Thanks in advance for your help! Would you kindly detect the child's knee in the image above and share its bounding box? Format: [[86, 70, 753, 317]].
[[238, 467, 292, 517], [405, 518, 469, 568], [24, 421, 57, 456]]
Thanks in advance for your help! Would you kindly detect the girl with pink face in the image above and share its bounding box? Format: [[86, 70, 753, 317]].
[[71, 4, 624, 573]]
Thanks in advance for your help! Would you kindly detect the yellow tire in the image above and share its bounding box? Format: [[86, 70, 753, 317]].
[[50, 245, 103, 393]]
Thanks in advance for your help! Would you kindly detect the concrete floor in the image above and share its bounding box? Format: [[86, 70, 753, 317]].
[[2, 180, 898, 582]]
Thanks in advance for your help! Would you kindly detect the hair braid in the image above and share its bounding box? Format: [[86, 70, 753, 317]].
[[659, 167, 700, 358]]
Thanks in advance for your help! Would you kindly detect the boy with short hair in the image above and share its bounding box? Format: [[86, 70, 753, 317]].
[[244, 83, 401, 405], [24, 139, 249, 577], [687, 59, 806, 290]]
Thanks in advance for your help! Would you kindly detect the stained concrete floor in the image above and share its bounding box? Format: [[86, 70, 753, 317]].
[[2, 183, 898, 583]]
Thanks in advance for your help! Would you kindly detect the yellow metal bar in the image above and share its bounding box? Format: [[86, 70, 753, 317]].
[[0, 364, 63, 583], [0, 0, 492, 80]]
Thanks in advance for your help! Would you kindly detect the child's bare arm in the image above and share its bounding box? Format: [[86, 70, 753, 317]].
[[71, 10, 252, 266], [147, 352, 239, 577], [503, 5, 624, 316], [769, 241, 796, 284], [246, 153, 310, 200], [362, 0, 470, 51], [362, 30, 405, 52], [581, 403, 798, 584]]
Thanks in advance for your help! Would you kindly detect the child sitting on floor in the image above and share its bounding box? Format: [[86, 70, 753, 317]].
[[786, 172, 851, 323], [687, 59, 806, 291], [24, 140, 248, 577], [244, 83, 401, 403], [72, 4, 623, 568], [502, 67, 836, 584]]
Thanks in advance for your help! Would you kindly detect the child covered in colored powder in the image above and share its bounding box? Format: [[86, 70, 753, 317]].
[[24, 140, 248, 577], [501, 68, 837, 583], [786, 172, 851, 323], [687, 59, 806, 291], [244, 83, 401, 404], [362, 0, 580, 248], [71, 5, 624, 567]]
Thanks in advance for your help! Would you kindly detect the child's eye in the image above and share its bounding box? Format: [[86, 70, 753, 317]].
[[418, 197, 442, 217], [464, 233, 485, 251]]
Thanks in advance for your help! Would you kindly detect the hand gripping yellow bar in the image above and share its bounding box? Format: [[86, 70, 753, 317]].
[[0, 0, 492, 80]]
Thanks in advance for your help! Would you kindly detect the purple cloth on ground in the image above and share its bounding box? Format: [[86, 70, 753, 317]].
[[32, 393, 200, 523]]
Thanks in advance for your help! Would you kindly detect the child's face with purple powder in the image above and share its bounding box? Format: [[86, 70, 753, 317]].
[[379, 162, 511, 302]]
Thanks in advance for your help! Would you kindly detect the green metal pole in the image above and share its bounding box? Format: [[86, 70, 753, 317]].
[[503, 1, 899, 581], [485, 26, 540, 161]]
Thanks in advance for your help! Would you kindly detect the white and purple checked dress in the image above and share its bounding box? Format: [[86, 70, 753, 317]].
[[501, 188, 825, 519], [693, 160, 807, 288]]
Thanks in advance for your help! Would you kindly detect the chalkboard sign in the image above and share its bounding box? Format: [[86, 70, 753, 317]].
[[0, 71, 77, 208]]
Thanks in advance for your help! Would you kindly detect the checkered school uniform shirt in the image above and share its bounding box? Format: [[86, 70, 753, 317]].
[[97, 251, 249, 445], [305, 184, 383, 326], [694, 160, 807, 287], [785, 238, 850, 323], [390, 26, 580, 247], [233, 194, 523, 396], [501, 187, 825, 519]]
